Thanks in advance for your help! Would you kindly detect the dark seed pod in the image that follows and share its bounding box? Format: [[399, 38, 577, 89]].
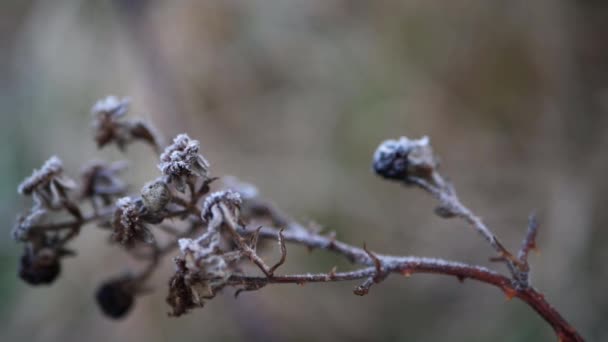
[[18, 249, 61, 285], [95, 279, 135, 319]]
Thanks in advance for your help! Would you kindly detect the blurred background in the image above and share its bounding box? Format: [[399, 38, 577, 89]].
[[1, 0, 607, 341]]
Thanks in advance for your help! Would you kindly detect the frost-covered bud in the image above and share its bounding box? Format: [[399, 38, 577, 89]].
[[18, 156, 77, 208], [18, 247, 61, 285], [95, 277, 135, 319], [158, 134, 210, 192], [141, 179, 171, 213], [373, 136, 437, 182], [201, 190, 242, 221], [112, 197, 154, 246]]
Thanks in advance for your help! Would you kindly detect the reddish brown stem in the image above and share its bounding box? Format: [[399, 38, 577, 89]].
[[229, 258, 583, 341]]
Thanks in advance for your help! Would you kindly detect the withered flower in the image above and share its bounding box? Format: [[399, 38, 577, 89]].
[[201, 190, 241, 221], [112, 197, 155, 246], [373, 136, 437, 183], [92, 95, 161, 151], [80, 160, 128, 206], [158, 134, 210, 192], [18, 244, 72, 286], [95, 276, 137, 319], [18, 156, 77, 209], [166, 258, 199, 317], [166, 256, 230, 317]]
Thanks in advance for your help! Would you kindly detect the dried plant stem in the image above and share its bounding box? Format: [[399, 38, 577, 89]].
[[235, 225, 583, 341], [409, 175, 522, 278]]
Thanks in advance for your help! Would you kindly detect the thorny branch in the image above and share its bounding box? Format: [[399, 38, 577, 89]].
[[9, 97, 584, 341]]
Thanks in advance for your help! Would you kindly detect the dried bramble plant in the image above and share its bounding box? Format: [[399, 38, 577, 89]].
[[11, 96, 584, 341]]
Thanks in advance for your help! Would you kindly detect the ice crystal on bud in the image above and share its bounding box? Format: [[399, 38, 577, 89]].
[[159, 134, 210, 192], [18, 156, 77, 208], [112, 197, 154, 246], [373, 136, 437, 182]]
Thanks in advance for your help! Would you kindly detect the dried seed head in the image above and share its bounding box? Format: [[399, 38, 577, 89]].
[[18, 247, 61, 285], [141, 179, 171, 213], [167, 258, 198, 317], [18, 156, 63, 195], [373, 136, 437, 182], [95, 277, 135, 319], [128, 119, 162, 152], [201, 190, 242, 221], [112, 197, 154, 245], [18, 156, 77, 209], [80, 160, 128, 203], [159, 134, 210, 192], [91, 96, 160, 151]]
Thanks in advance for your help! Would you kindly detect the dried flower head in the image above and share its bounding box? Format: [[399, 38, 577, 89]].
[[18, 156, 77, 209], [12, 208, 47, 242], [166, 256, 230, 317], [166, 258, 199, 317], [92, 96, 160, 151], [159, 134, 210, 192], [112, 197, 154, 246], [80, 160, 128, 205], [19, 246, 62, 285], [201, 190, 242, 221], [95, 276, 136, 319], [373, 136, 437, 183]]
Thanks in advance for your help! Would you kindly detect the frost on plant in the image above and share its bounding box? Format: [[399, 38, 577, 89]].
[[372, 136, 437, 183], [18, 156, 77, 209], [158, 134, 210, 192], [6, 96, 584, 341], [92, 95, 161, 151]]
